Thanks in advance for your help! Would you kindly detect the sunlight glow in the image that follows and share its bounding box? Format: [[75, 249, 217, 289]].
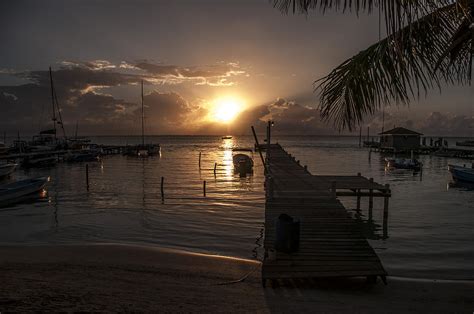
[[212, 97, 243, 123]]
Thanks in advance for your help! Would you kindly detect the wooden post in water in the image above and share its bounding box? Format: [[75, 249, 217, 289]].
[[198, 152, 201, 169], [268, 176, 274, 200], [357, 173, 361, 209], [86, 164, 89, 191], [359, 127, 362, 148], [383, 184, 390, 239], [367, 126, 370, 142], [368, 148, 372, 162], [368, 177, 374, 210], [213, 162, 217, 176], [251, 126, 266, 173], [383, 184, 390, 211], [331, 181, 336, 198], [203, 180, 206, 197], [304, 165, 308, 172], [160, 177, 164, 202]]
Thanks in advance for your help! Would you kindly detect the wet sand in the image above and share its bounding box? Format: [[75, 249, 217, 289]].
[[0, 244, 472, 312]]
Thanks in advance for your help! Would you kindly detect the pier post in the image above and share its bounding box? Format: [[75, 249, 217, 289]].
[[86, 164, 89, 191], [356, 189, 361, 210], [383, 184, 390, 239], [214, 162, 217, 176], [160, 176, 164, 202], [368, 149, 372, 162], [198, 152, 201, 169], [383, 184, 390, 211], [331, 181, 336, 198], [297, 160, 300, 165], [268, 176, 274, 200], [203, 180, 206, 197], [359, 127, 362, 148], [304, 165, 308, 172], [368, 178, 374, 210]]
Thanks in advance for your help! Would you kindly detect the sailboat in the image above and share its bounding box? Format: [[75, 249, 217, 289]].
[[123, 80, 160, 157], [30, 67, 67, 150]]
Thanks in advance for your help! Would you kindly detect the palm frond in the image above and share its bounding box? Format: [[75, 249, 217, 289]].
[[315, 3, 472, 130]]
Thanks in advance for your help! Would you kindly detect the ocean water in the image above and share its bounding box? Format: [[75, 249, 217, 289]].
[[0, 135, 472, 280]]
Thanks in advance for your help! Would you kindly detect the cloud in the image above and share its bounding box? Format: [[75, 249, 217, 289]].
[[134, 61, 246, 86]]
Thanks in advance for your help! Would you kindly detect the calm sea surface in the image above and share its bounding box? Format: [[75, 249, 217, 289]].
[[1, 135, 473, 280]]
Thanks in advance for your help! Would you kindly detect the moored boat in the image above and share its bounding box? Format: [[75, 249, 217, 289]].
[[233, 153, 254, 176], [21, 155, 57, 168], [124, 80, 160, 157], [385, 157, 422, 171], [456, 140, 474, 147], [65, 150, 100, 162], [0, 163, 17, 179], [448, 164, 474, 183], [0, 177, 48, 206], [222, 136, 233, 140]]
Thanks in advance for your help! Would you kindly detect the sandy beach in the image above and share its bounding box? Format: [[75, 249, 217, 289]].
[[0, 244, 472, 312]]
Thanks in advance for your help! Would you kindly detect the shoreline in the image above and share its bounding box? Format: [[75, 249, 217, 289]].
[[0, 244, 473, 312]]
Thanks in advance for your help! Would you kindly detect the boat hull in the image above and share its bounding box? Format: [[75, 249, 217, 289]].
[[233, 154, 254, 176], [0, 177, 48, 206], [0, 163, 17, 179], [448, 165, 474, 183]]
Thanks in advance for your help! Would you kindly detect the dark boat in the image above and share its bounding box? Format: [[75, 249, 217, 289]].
[[21, 155, 57, 168], [0, 163, 17, 179], [0, 177, 48, 206], [222, 136, 233, 140], [448, 164, 474, 183], [233, 154, 254, 176], [385, 157, 422, 171], [65, 150, 100, 162]]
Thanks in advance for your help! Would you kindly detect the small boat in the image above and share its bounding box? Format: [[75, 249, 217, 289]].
[[448, 164, 474, 183], [456, 140, 474, 147], [385, 157, 422, 171], [65, 150, 100, 162], [124, 81, 160, 157], [21, 155, 57, 168], [0, 141, 7, 155], [0, 163, 17, 179], [0, 177, 48, 206], [233, 153, 254, 176], [123, 144, 160, 157], [222, 136, 233, 140]]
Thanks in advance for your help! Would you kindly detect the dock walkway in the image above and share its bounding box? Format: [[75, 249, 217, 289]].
[[262, 144, 387, 286]]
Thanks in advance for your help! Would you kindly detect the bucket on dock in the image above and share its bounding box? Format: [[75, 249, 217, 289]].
[[275, 214, 300, 253]]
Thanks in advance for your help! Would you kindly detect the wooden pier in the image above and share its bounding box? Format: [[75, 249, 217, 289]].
[[262, 144, 388, 286]]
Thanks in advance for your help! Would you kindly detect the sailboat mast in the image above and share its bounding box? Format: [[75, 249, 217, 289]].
[[141, 80, 145, 146], [49, 67, 57, 140]]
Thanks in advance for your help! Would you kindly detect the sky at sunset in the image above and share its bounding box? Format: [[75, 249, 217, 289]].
[[1, 0, 472, 136]]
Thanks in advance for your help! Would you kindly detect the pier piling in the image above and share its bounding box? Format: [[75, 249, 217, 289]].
[[198, 152, 201, 169], [203, 180, 206, 197], [369, 178, 374, 209], [160, 177, 164, 202], [86, 164, 89, 191], [213, 162, 217, 176]]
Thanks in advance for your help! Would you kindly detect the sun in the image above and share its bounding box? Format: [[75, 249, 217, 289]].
[[212, 97, 243, 123]]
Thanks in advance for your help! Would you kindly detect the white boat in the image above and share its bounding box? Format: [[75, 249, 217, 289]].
[[448, 164, 474, 183], [233, 153, 254, 176], [0, 177, 48, 206], [0, 163, 17, 179]]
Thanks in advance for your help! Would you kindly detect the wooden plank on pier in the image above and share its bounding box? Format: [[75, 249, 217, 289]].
[[262, 144, 387, 285]]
